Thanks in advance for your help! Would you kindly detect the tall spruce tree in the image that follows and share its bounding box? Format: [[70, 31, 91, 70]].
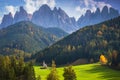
[[47, 60, 59, 80], [63, 66, 76, 80]]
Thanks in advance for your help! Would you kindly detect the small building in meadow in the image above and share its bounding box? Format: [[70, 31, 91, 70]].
[[40, 61, 47, 69]]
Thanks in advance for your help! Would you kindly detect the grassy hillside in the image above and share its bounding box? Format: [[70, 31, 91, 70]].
[[0, 21, 68, 54], [34, 63, 120, 80]]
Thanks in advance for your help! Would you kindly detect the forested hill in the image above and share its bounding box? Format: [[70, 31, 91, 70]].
[[35, 16, 120, 65], [0, 21, 68, 54]]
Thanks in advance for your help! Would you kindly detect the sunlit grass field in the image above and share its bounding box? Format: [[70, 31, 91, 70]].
[[34, 63, 120, 80]]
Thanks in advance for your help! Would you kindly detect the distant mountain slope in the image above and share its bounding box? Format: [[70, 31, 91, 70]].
[[35, 16, 120, 65], [32, 4, 78, 33], [0, 21, 68, 54], [46, 27, 68, 38], [77, 6, 119, 27]]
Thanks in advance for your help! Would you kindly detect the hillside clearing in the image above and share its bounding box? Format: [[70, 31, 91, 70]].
[[34, 63, 120, 80]]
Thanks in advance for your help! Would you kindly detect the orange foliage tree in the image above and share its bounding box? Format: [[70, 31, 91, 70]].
[[100, 54, 108, 65]]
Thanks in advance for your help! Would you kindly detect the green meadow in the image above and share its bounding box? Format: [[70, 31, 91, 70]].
[[34, 63, 120, 80]]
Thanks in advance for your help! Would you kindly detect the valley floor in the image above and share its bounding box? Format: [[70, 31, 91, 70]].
[[34, 63, 120, 80]]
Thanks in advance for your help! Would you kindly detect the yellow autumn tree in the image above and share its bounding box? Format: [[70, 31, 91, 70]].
[[100, 54, 108, 65]]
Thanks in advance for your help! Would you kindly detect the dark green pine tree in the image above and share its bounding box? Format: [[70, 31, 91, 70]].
[[24, 62, 36, 80], [63, 66, 76, 80], [47, 60, 59, 80], [7, 67, 16, 80], [0, 56, 16, 80], [0, 56, 6, 80], [0, 56, 36, 80]]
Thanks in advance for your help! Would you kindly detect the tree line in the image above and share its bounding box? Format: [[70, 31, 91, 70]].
[[100, 50, 120, 69], [0, 55, 36, 80], [46, 60, 76, 80]]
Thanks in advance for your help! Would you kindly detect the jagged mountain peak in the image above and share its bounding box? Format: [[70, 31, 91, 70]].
[[32, 5, 78, 33], [3, 12, 12, 17], [109, 7, 119, 13], [39, 4, 51, 11], [85, 10, 92, 16], [40, 4, 50, 8], [0, 5, 119, 33], [95, 8, 101, 13], [14, 6, 29, 23], [0, 12, 14, 28], [77, 6, 119, 27], [20, 6, 25, 11], [53, 7, 57, 11], [8, 12, 12, 16], [58, 7, 62, 11], [58, 7, 66, 14], [103, 6, 108, 9], [101, 6, 109, 14]]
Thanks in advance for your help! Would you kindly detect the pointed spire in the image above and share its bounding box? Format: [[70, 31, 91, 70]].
[[96, 8, 100, 13], [85, 10, 91, 16], [53, 7, 57, 11], [9, 12, 12, 15], [39, 4, 51, 11], [20, 6, 24, 11], [102, 6, 108, 13]]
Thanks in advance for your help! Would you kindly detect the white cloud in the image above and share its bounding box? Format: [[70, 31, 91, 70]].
[[97, 2, 111, 11], [24, 0, 55, 14], [83, 0, 111, 12], [5, 5, 18, 16], [84, 0, 89, 7], [74, 0, 112, 19], [75, 6, 89, 20], [0, 5, 18, 23], [75, 6, 88, 16]]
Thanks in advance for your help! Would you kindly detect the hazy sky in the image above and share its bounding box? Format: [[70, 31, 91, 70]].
[[0, 0, 120, 23]]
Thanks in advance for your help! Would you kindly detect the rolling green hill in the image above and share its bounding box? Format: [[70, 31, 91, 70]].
[[35, 16, 120, 65], [0, 21, 68, 54], [34, 63, 120, 80]]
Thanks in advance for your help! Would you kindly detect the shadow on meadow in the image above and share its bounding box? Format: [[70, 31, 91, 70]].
[[84, 64, 120, 80]]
